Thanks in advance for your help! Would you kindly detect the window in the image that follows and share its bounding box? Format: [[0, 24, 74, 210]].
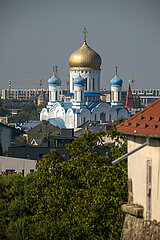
[[100, 112, 106, 122], [30, 169, 34, 173], [85, 78, 87, 90], [118, 91, 120, 101], [93, 78, 95, 91], [95, 115, 96, 121], [72, 78, 74, 90], [55, 91, 58, 100], [81, 91, 83, 101]]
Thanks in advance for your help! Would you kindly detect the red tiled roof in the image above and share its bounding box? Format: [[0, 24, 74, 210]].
[[117, 98, 160, 136]]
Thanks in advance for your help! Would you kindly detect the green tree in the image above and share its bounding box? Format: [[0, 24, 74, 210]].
[[14, 136, 27, 145], [29, 131, 127, 239], [0, 130, 127, 240]]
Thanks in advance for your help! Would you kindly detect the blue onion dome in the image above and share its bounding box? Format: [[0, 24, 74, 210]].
[[73, 74, 86, 86], [48, 74, 61, 86], [110, 74, 123, 87]]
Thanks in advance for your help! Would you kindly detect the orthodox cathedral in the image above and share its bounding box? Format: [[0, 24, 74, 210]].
[[40, 29, 129, 129]]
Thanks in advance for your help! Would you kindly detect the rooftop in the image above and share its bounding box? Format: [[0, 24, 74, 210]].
[[117, 98, 160, 137]]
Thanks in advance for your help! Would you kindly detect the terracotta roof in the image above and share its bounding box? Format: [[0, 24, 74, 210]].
[[125, 84, 134, 110], [117, 98, 160, 136]]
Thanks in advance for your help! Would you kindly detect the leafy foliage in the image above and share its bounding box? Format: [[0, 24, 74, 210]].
[[14, 135, 27, 145], [9, 102, 40, 124], [40, 131, 61, 144], [0, 130, 128, 239]]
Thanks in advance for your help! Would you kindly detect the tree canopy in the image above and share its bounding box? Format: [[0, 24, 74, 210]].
[[0, 130, 127, 239]]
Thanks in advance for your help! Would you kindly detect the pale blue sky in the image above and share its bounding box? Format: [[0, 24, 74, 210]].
[[0, 0, 160, 90]]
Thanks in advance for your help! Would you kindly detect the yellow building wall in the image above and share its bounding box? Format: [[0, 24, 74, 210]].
[[128, 136, 160, 221]]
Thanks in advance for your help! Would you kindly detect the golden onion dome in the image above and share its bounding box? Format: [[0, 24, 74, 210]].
[[69, 41, 101, 71]]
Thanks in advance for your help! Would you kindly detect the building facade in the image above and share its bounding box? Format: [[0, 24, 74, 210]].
[[1, 89, 49, 101], [132, 89, 160, 106], [117, 98, 160, 222]]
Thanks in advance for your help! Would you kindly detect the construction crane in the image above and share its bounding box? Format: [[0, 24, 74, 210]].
[[13, 78, 49, 89], [129, 74, 138, 90]]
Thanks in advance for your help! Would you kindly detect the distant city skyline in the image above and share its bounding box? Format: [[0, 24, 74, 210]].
[[0, 0, 160, 91]]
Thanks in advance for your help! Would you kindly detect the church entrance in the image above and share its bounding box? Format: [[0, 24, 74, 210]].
[[100, 112, 106, 123]]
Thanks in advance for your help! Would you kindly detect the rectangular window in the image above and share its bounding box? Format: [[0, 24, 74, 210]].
[[85, 78, 87, 90], [81, 91, 83, 101], [118, 92, 120, 101], [72, 78, 74, 90]]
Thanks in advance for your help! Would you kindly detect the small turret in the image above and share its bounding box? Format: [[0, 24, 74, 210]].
[[73, 74, 85, 102], [48, 66, 61, 102], [110, 66, 123, 109]]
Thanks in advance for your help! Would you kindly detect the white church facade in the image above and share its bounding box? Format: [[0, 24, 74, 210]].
[[40, 29, 129, 129]]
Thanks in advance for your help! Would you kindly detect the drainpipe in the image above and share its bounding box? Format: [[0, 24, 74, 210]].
[[112, 138, 149, 165]]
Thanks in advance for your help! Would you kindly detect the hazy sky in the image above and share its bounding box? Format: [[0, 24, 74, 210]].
[[0, 0, 160, 90]]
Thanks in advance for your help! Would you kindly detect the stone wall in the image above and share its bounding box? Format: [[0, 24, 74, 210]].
[[121, 214, 160, 240]]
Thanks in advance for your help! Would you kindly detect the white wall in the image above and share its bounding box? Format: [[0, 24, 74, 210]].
[[70, 70, 100, 93], [0, 156, 36, 176], [128, 136, 160, 221]]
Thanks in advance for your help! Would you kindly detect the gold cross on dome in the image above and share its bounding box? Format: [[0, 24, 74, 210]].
[[83, 27, 87, 42]]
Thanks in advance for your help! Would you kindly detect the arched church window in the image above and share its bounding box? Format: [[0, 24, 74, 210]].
[[55, 91, 58, 101], [81, 91, 83, 101], [100, 112, 106, 123], [95, 114, 96, 121], [84, 117, 86, 123], [118, 91, 120, 101], [93, 78, 95, 91], [85, 78, 87, 90], [72, 78, 74, 90], [109, 114, 111, 122]]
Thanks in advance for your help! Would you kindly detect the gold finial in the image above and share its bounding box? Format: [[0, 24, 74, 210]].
[[115, 66, 118, 75], [83, 27, 87, 43]]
